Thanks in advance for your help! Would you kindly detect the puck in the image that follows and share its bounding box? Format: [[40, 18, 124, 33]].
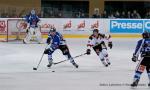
[[52, 71, 55, 72], [33, 68, 37, 70]]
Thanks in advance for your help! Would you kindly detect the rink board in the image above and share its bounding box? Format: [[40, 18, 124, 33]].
[[0, 18, 147, 41]]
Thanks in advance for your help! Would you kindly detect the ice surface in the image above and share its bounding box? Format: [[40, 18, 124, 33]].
[[0, 38, 149, 90]]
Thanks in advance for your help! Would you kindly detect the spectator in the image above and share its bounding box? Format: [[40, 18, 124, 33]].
[[114, 11, 120, 18], [92, 9, 101, 18], [12, 13, 18, 18], [75, 11, 81, 18], [1, 7, 150, 19], [101, 10, 108, 18], [127, 11, 132, 18], [57, 12, 63, 18], [132, 10, 141, 19], [40, 10, 44, 18], [80, 13, 85, 18], [120, 11, 126, 18], [49, 10, 55, 18], [145, 11, 150, 18], [108, 14, 115, 19]]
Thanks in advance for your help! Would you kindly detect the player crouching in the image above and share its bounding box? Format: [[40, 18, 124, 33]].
[[44, 28, 78, 68], [131, 31, 150, 87], [86, 29, 113, 67], [23, 9, 43, 44]]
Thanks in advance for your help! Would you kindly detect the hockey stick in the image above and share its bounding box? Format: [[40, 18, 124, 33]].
[[53, 43, 105, 65], [53, 53, 87, 65], [33, 44, 49, 70]]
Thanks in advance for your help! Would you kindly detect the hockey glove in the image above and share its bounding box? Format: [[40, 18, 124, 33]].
[[132, 54, 137, 62], [46, 38, 51, 44], [108, 42, 113, 49], [44, 47, 56, 54], [44, 44, 58, 54], [26, 29, 29, 33], [44, 48, 50, 54], [86, 49, 91, 55]]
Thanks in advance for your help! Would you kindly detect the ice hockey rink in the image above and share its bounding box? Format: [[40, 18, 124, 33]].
[[0, 38, 149, 90]]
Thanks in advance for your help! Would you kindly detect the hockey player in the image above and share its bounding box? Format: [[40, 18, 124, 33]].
[[23, 9, 42, 44], [44, 28, 78, 68], [131, 31, 150, 87], [86, 29, 112, 67]]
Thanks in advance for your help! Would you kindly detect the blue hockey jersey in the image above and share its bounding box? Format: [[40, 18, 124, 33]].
[[48, 32, 66, 45], [25, 14, 40, 28], [134, 38, 150, 57], [51, 34, 60, 45]]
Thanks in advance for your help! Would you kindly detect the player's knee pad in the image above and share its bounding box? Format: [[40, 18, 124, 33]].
[[25, 30, 32, 37], [48, 55, 53, 61], [99, 53, 104, 60], [29, 28, 35, 35], [69, 57, 75, 63], [24, 34, 32, 43], [35, 28, 41, 36], [134, 71, 142, 80], [101, 49, 108, 57]]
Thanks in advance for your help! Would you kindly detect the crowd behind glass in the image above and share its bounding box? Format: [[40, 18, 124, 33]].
[[0, 7, 150, 19]]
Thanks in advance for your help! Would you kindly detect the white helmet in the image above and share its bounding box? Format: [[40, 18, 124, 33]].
[[31, 9, 36, 15]]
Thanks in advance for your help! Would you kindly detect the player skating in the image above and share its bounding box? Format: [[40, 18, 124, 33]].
[[44, 28, 78, 68], [131, 31, 150, 87], [86, 29, 112, 67], [23, 9, 43, 44]]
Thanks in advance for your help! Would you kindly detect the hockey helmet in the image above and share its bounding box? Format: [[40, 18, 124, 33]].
[[142, 31, 150, 39], [31, 9, 36, 15], [93, 29, 99, 33], [49, 28, 56, 32]]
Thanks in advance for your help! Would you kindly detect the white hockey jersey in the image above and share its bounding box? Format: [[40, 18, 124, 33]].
[[87, 33, 112, 49]]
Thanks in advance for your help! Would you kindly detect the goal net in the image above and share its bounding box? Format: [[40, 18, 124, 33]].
[[0, 19, 27, 42]]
